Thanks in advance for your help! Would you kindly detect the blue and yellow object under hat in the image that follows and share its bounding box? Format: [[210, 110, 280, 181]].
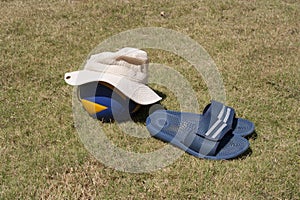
[[78, 81, 140, 122]]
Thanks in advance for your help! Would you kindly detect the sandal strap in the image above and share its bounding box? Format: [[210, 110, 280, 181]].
[[179, 101, 236, 156], [196, 100, 235, 142]]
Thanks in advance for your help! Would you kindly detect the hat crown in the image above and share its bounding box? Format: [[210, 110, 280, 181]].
[[85, 48, 148, 83]]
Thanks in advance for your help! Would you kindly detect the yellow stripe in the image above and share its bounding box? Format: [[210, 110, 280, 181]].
[[81, 99, 108, 115]]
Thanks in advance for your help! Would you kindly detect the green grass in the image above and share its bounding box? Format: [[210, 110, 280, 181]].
[[1, 0, 299, 199]]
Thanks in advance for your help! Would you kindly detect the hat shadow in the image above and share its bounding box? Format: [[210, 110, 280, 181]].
[[130, 90, 167, 123]]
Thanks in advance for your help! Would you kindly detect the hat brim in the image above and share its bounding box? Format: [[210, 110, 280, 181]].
[[65, 70, 162, 105]]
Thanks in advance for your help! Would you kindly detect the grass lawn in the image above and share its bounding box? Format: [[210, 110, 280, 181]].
[[1, 0, 299, 199]]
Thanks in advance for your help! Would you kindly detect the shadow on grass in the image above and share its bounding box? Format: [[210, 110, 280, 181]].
[[246, 131, 258, 140], [235, 147, 253, 160], [130, 90, 167, 123]]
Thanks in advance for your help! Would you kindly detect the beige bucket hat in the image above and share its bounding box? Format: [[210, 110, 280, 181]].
[[64, 47, 162, 105]]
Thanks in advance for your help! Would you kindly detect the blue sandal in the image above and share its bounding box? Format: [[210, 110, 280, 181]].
[[146, 101, 250, 159], [149, 101, 255, 137]]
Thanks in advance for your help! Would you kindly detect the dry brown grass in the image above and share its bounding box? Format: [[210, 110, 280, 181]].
[[1, 0, 299, 199]]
